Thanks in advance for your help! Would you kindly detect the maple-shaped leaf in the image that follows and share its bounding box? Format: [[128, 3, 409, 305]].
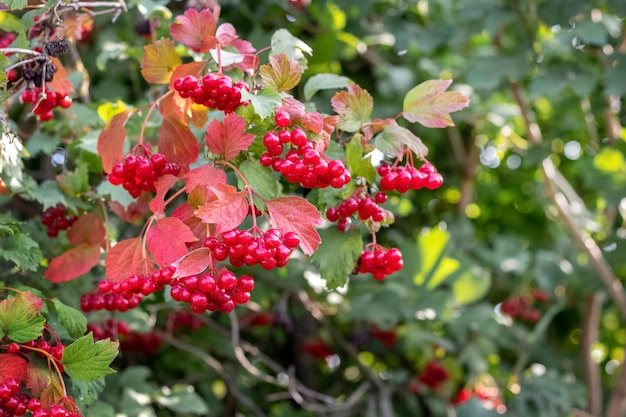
[[266, 196, 323, 255], [184, 164, 227, 194], [0, 353, 28, 385], [0, 292, 45, 343], [205, 113, 255, 160], [67, 213, 105, 246], [105, 237, 155, 282], [97, 110, 131, 173], [374, 121, 428, 158], [158, 115, 200, 173], [312, 228, 362, 289], [108, 198, 150, 224], [49, 57, 72, 96], [140, 38, 182, 84], [402, 79, 470, 128], [331, 85, 373, 132], [146, 217, 198, 267], [195, 183, 248, 234], [259, 53, 303, 92], [161, 92, 209, 130], [171, 248, 211, 279], [172, 203, 208, 246], [149, 174, 180, 215], [170, 8, 217, 53], [44, 244, 101, 283], [62, 333, 119, 381]]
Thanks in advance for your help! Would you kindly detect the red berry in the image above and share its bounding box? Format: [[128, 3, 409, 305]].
[[275, 111, 291, 127]]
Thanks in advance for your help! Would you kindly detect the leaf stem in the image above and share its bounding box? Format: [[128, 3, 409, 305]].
[[216, 159, 260, 229], [19, 344, 67, 396]]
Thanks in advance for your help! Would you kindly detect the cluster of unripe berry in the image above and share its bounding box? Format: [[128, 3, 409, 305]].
[[325, 191, 388, 232], [377, 162, 443, 192], [500, 289, 550, 323], [170, 269, 255, 314], [81, 267, 176, 313], [41, 204, 77, 238], [21, 88, 72, 121], [355, 247, 403, 280], [0, 377, 80, 417], [107, 153, 180, 198], [203, 227, 300, 269], [260, 112, 351, 189], [173, 73, 248, 113]]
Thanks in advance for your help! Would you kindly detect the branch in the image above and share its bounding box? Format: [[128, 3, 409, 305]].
[[606, 353, 626, 417], [581, 293, 603, 417]]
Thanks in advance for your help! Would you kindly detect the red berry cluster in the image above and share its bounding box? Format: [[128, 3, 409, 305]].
[[0, 32, 17, 48], [377, 162, 443, 192], [172, 73, 248, 113], [301, 339, 335, 360], [203, 227, 300, 269], [418, 360, 450, 390], [260, 124, 351, 189], [170, 268, 255, 314], [168, 310, 204, 331], [355, 247, 403, 280], [41, 204, 77, 238], [21, 88, 72, 121], [326, 191, 388, 232], [81, 267, 176, 313], [0, 377, 80, 417], [87, 319, 131, 340], [6, 339, 64, 369], [88, 320, 162, 355], [500, 290, 549, 323], [369, 327, 397, 347], [108, 153, 180, 198]]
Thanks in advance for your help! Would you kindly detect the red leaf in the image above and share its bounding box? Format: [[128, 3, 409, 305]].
[[184, 164, 227, 194], [170, 8, 218, 53], [171, 248, 211, 279], [0, 354, 29, 385], [158, 116, 200, 173], [140, 38, 182, 84], [266, 196, 322, 255], [146, 217, 198, 268], [168, 60, 207, 91], [25, 366, 50, 399], [331, 84, 373, 132], [43, 244, 101, 283], [205, 113, 255, 160], [105, 237, 155, 282], [108, 198, 151, 223], [149, 174, 180, 215], [172, 203, 207, 247], [67, 213, 105, 246], [215, 23, 258, 73], [97, 110, 131, 173], [301, 111, 323, 134], [194, 183, 248, 234]]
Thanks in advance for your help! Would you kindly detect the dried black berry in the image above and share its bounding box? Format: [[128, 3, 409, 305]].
[[44, 40, 69, 57]]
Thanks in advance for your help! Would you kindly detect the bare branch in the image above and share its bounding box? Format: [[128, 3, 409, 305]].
[[581, 293, 603, 417]]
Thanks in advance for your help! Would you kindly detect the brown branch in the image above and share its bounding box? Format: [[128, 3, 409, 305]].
[[605, 354, 626, 417], [582, 293, 603, 417]]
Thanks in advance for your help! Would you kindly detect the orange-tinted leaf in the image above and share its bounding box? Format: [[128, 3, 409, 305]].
[[146, 217, 197, 268], [39, 373, 64, 407], [158, 116, 200, 173], [301, 111, 323, 134], [172, 203, 208, 245], [205, 113, 255, 160], [184, 164, 227, 194], [49, 57, 72, 96], [97, 110, 131, 173], [331, 84, 373, 132], [105, 237, 154, 282], [168, 61, 207, 90], [171, 248, 211, 279], [59, 12, 93, 42], [67, 213, 105, 246], [259, 53, 303, 92], [161, 92, 209, 130], [44, 244, 101, 283], [195, 183, 248, 234], [402, 79, 470, 128], [141, 38, 182, 84], [170, 8, 217, 53], [266, 196, 322, 255], [0, 353, 28, 385], [149, 174, 180, 215]]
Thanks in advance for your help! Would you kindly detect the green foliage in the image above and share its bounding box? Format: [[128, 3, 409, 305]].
[[62, 334, 119, 381]]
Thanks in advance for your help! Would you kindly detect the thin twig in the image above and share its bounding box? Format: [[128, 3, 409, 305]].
[[581, 293, 603, 417]]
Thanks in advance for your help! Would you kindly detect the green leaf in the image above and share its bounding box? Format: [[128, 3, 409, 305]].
[[312, 228, 362, 289], [1, 0, 27, 10], [303, 74, 352, 101], [374, 123, 428, 158], [20, 1, 55, 24], [22, 180, 68, 210], [451, 261, 491, 305], [154, 384, 209, 415], [71, 378, 106, 406], [0, 11, 26, 32], [52, 299, 88, 339], [0, 292, 46, 343], [270, 29, 312, 68], [346, 134, 376, 184], [238, 160, 279, 200], [58, 163, 90, 196], [0, 233, 42, 271], [62, 333, 119, 381], [240, 89, 283, 120], [348, 290, 406, 328]]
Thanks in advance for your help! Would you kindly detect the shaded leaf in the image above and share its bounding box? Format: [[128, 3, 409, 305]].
[[62, 333, 119, 381], [105, 237, 154, 282], [266, 196, 323, 255], [304, 73, 352, 101], [52, 299, 87, 339], [312, 228, 362, 289], [43, 244, 101, 283], [205, 113, 255, 160], [346, 134, 376, 183], [67, 213, 105, 246], [171, 248, 211, 279], [140, 38, 182, 84], [374, 122, 428, 158], [146, 217, 198, 267], [158, 116, 199, 173], [97, 111, 131, 173], [0, 291, 45, 343], [402, 79, 469, 128]]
